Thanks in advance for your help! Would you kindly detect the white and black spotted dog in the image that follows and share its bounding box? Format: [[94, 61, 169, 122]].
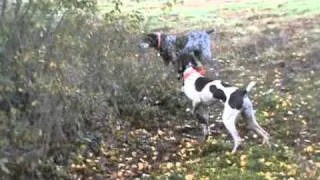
[[177, 53, 270, 153], [138, 29, 215, 66]]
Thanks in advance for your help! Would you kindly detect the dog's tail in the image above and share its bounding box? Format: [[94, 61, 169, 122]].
[[206, 29, 215, 34], [246, 81, 256, 92]]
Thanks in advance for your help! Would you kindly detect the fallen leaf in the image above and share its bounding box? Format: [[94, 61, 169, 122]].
[[138, 162, 144, 171], [185, 174, 195, 180], [166, 162, 174, 169]]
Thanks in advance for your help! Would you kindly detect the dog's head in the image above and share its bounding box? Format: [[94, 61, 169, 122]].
[[138, 32, 175, 66], [138, 33, 161, 49], [174, 53, 198, 80]]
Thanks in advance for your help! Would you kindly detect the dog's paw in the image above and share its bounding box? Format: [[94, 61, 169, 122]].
[[262, 138, 271, 148]]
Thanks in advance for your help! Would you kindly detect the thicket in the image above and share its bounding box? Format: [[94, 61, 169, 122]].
[[0, 0, 182, 179]]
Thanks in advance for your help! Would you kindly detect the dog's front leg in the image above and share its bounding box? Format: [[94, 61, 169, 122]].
[[191, 101, 201, 115], [193, 103, 210, 141], [201, 106, 210, 137]]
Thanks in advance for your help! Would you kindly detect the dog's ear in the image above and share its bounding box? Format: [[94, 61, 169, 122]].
[[146, 33, 156, 38], [149, 33, 160, 48], [141, 33, 157, 47]]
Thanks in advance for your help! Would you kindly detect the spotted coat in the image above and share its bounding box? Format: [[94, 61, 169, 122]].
[[139, 30, 214, 66]]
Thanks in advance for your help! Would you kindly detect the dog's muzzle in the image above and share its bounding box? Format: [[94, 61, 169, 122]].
[[138, 42, 150, 49]]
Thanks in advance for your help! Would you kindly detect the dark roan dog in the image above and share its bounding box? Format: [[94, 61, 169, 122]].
[[138, 29, 215, 67], [176, 53, 270, 153]]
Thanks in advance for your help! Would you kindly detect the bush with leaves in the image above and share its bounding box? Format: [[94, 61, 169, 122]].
[[0, 0, 185, 179]]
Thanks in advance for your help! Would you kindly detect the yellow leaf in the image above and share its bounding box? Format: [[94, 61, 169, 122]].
[[118, 163, 125, 168], [49, 61, 57, 68], [226, 159, 232, 164], [186, 158, 201, 164], [265, 161, 272, 166], [258, 158, 265, 163], [185, 142, 193, 148], [138, 162, 144, 170], [200, 176, 209, 180], [185, 174, 195, 180], [125, 157, 133, 161], [301, 120, 307, 126], [282, 101, 288, 107], [132, 151, 137, 157], [287, 168, 297, 176], [117, 171, 123, 177], [85, 159, 92, 163], [240, 155, 247, 160], [143, 161, 150, 169], [262, 111, 269, 117], [157, 129, 165, 136], [240, 160, 247, 167], [304, 146, 314, 153], [131, 164, 137, 169], [166, 162, 174, 169], [151, 146, 156, 151], [31, 100, 39, 106], [264, 172, 274, 180], [180, 148, 186, 154], [240, 155, 247, 167]]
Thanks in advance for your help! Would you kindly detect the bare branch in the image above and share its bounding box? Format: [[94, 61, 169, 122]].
[[20, 0, 33, 21], [1, 0, 7, 19], [14, 0, 22, 18]]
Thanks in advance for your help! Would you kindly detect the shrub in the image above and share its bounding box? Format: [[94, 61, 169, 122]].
[[0, 0, 183, 179]]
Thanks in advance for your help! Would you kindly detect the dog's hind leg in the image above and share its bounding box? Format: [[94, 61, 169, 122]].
[[222, 106, 243, 153], [242, 98, 270, 147]]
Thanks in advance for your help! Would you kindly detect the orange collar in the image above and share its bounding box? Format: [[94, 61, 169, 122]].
[[183, 67, 207, 80], [194, 67, 207, 75], [183, 69, 195, 80], [156, 32, 161, 49]]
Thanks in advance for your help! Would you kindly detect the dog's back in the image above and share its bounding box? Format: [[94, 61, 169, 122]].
[[183, 67, 254, 110], [184, 31, 212, 50], [183, 67, 233, 104]]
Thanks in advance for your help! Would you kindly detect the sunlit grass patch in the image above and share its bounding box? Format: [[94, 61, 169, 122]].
[[155, 144, 300, 179], [97, 0, 320, 30]]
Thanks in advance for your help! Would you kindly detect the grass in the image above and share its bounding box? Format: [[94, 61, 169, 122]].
[[98, 0, 320, 30]]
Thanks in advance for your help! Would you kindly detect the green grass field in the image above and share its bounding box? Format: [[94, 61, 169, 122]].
[[94, 0, 320, 179], [98, 0, 320, 30]]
